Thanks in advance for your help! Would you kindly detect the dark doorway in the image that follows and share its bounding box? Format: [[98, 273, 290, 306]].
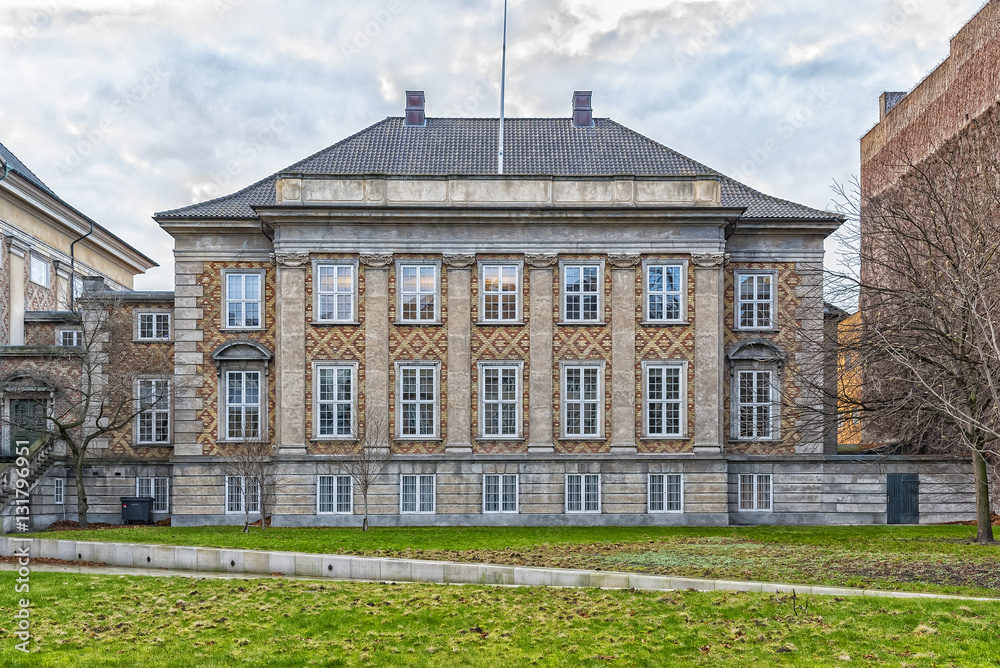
[[887, 473, 919, 524], [5, 398, 46, 458]]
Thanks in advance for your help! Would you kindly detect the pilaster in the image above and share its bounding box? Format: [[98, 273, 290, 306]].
[[172, 261, 204, 457], [7, 238, 27, 345], [361, 253, 392, 434], [691, 252, 727, 454], [608, 253, 640, 454], [272, 252, 309, 455], [526, 253, 557, 453], [443, 253, 474, 453]]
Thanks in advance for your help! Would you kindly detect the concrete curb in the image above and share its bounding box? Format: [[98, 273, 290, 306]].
[[2, 535, 995, 601]]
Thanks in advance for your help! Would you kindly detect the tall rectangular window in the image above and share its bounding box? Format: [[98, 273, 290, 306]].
[[316, 265, 355, 322], [399, 264, 438, 322], [563, 264, 600, 322], [400, 474, 435, 513], [566, 473, 600, 512], [481, 264, 519, 322], [483, 474, 518, 513], [563, 365, 602, 437], [645, 264, 683, 322], [739, 473, 772, 511], [480, 365, 519, 437], [317, 475, 353, 513], [737, 370, 775, 439], [399, 365, 437, 438], [137, 313, 171, 340], [317, 366, 354, 437], [54, 477, 64, 505], [136, 477, 169, 512], [29, 254, 50, 288], [136, 379, 170, 444], [644, 363, 684, 437], [226, 475, 260, 514], [225, 272, 262, 329], [736, 272, 774, 330], [226, 371, 261, 440], [648, 473, 682, 512]]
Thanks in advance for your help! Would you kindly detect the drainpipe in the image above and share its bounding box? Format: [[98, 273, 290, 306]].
[[69, 220, 95, 312]]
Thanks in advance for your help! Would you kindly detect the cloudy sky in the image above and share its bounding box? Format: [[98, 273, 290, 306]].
[[0, 0, 986, 290]]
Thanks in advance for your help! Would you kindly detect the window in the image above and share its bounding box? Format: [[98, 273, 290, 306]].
[[136, 477, 169, 512], [645, 263, 685, 322], [480, 264, 520, 322], [562, 363, 603, 438], [736, 272, 775, 330], [736, 370, 776, 440], [648, 473, 682, 512], [226, 475, 261, 514], [29, 254, 50, 288], [562, 264, 601, 322], [398, 264, 438, 322], [137, 312, 171, 340], [483, 474, 518, 513], [643, 362, 686, 437], [225, 371, 261, 440], [224, 271, 263, 329], [400, 474, 435, 513], [315, 264, 356, 322], [316, 364, 355, 438], [54, 477, 64, 505], [136, 379, 170, 444], [566, 473, 600, 513], [57, 329, 81, 347], [397, 363, 438, 438], [739, 473, 772, 511], [317, 475, 353, 513], [479, 363, 521, 438]]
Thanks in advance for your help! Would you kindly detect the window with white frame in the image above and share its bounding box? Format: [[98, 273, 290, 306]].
[[54, 477, 64, 505], [400, 474, 435, 513], [566, 473, 600, 512], [224, 271, 263, 329], [480, 264, 519, 322], [57, 329, 81, 347], [398, 264, 438, 322], [137, 312, 171, 340], [136, 477, 169, 512], [648, 473, 682, 512], [398, 364, 438, 438], [644, 362, 685, 437], [315, 264, 355, 322], [483, 473, 518, 513], [225, 475, 261, 514], [29, 254, 50, 288], [479, 363, 520, 438], [316, 365, 355, 438], [562, 363, 603, 437], [562, 264, 601, 322], [736, 272, 775, 330], [739, 473, 772, 511], [736, 369, 777, 440], [317, 475, 353, 513], [645, 263, 684, 322], [225, 371, 261, 440], [136, 379, 170, 444]]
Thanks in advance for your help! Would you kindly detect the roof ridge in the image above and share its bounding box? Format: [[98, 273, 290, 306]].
[[0, 140, 58, 197]]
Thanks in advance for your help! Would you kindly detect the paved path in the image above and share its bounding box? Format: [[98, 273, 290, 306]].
[[3, 560, 995, 602]]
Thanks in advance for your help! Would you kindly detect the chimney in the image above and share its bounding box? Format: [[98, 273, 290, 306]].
[[879, 91, 907, 120], [404, 90, 426, 127], [572, 91, 593, 128]]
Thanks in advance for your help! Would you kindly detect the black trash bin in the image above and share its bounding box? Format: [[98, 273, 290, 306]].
[[121, 497, 154, 525]]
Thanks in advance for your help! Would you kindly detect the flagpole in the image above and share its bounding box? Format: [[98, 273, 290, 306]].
[[498, 0, 507, 175]]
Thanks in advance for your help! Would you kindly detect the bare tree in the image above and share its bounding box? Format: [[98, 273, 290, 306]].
[[327, 409, 392, 531], [0, 290, 172, 528], [828, 111, 1000, 543], [220, 426, 280, 533]]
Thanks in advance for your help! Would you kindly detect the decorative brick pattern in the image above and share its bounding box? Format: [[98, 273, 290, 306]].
[[197, 262, 277, 456], [24, 322, 59, 346], [24, 256, 56, 312], [723, 262, 802, 454]]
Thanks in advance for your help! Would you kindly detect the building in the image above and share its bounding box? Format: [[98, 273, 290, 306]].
[[0, 140, 162, 529], [142, 90, 973, 528]]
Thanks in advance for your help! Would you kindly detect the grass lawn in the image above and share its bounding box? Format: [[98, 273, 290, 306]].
[[28, 524, 1000, 598], [2, 572, 999, 667]]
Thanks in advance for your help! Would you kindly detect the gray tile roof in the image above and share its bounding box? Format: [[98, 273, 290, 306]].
[[0, 140, 58, 199], [156, 117, 840, 221]]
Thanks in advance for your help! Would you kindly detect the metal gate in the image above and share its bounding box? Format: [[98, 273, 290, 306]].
[[887, 473, 919, 524]]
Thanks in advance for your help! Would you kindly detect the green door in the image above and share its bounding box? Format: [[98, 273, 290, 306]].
[[7, 399, 46, 457]]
